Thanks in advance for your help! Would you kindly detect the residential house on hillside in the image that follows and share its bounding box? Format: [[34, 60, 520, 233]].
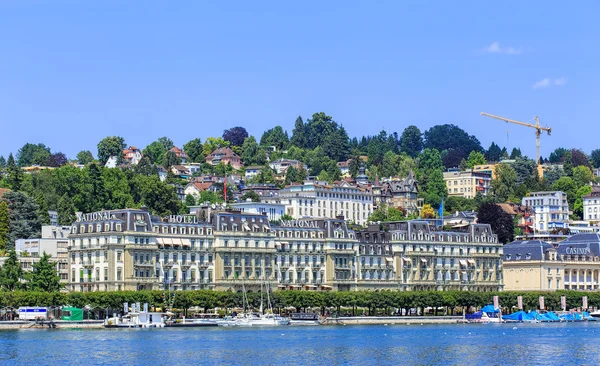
[[583, 185, 600, 223], [444, 169, 492, 199], [240, 184, 280, 199], [183, 163, 202, 176], [157, 166, 168, 182], [337, 160, 351, 177], [184, 181, 216, 198], [372, 171, 422, 215], [522, 191, 569, 233], [443, 211, 477, 228], [245, 166, 263, 180], [171, 165, 190, 178], [268, 159, 305, 174], [205, 147, 242, 170], [123, 146, 143, 165], [170, 146, 189, 163], [497, 202, 535, 234]]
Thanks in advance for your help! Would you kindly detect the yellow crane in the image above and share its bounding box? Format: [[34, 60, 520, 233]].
[[480, 112, 551, 165]]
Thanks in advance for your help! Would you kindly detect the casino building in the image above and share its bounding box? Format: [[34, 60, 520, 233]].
[[67, 207, 504, 292], [503, 233, 600, 291]]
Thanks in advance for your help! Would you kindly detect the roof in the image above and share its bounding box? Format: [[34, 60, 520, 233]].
[[172, 165, 189, 172], [188, 182, 213, 191], [557, 233, 600, 256], [503, 240, 554, 261], [207, 147, 239, 158]]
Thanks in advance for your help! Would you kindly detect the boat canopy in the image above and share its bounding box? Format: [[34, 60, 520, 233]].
[[481, 305, 499, 313]]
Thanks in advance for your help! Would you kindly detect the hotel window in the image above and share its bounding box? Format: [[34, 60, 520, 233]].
[[117, 269, 122, 280], [117, 252, 122, 262]]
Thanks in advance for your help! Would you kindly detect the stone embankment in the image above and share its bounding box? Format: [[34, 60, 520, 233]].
[[322, 316, 463, 325]]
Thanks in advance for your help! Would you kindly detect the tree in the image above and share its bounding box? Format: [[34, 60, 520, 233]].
[[380, 151, 399, 178], [202, 137, 230, 156], [465, 151, 486, 169], [143, 141, 168, 166], [420, 204, 435, 218], [571, 149, 590, 168], [284, 166, 299, 185], [290, 116, 307, 148], [158, 137, 174, 151], [76, 150, 95, 165], [511, 157, 536, 185], [477, 203, 514, 244], [134, 156, 158, 177], [6, 153, 24, 191], [424, 124, 483, 168], [97, 136, 126, 165], [137, 175, 180, 216], [241, 191, 261, 202], [549, 148, 568, 164], [509, 148, 522, 159], [421, 169, 447, 207], [552, 176, 577, 207], [0, 250, 23, 290], [163, 150, 182, 168], [241, 136, 267, 166], [399, 125, 423, 157], [444, 196, 477, 213], [57, 194, 76, 225], [572, 166, 595, 189], [485, 142, 503, 163], [0, 191, 42, 248], [0, 156, 5, 169], [48, 152, 68, 167], [16, 143, 51, 167], [260, 126, 289, 151], [183, 138, 204, 163], [368, 205, 406, 222], [223, 127, 249, 147], [562, 150, 573, 176], [491, 163, 517, 202], [573, 185, 592, 220], [29, 252, 62, 292], [591, 149, 600, 169], [544, 166, 565, 186], [34, 192, 51, 225], [0, 201, 9, 252]]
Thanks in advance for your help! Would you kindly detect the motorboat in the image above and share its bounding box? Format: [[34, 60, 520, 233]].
[[104, 311, 167, 328], [289, 313, 322, 326]]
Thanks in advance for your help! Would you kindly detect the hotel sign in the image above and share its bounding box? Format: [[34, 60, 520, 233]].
[[280, 220, 318, 228], [168, 215, 198, 224], [76, 212, 116, 222]]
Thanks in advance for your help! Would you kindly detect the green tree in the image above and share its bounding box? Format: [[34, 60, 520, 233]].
[[87, 163, 107, 211], [573, 185, 592, 219], [563, 150, 573, 176], [465, 151, 487, 169], [17, 143, 52, 167], [1, 191, 42, 248], [549, 148, 568, 164], [202, 137, 230, 156], [424, 124, 483, 168], [163, 150, 182, 168], [290, 116, 307, 148], [134, 156, 158, 177], [591, 149, 600, 169], [143, 141, 168, 166], [102, 168, 134, 209], [6, 153, 24, 191], [491, 163, 517, 202], [0, 201, 9, 252], [399, 125, 423, 157], [368, 206, 406, 223], [260, 126, 289, 151], [57, 194, 76, 225], [34, 192, 51, 225], [240, 191, 261, 202], [241, 136, 267, 166], [573, 166, 595, 189], [137, 175, 181, 216], [485, 142, 503, 163], [0, 155, 5, 169], [158, 136, 174, 151], [0, 250, 23, 290], [477, 203, 514, 244], [97, 136, 126, 165], [509, 148, 522, 159], [444, 196, 477, 213], [183, 138, 204, 163], [76, 150, 95, 165], [380, 151, 399, 178], [544, 166, 565, 186], [199, 190, 220, 204], [511, 157, 536, 185], [552, 176, 577, 207], [284, 166, 298, 185], [422, 169, 447, 207], [29, 252, 62, 292]]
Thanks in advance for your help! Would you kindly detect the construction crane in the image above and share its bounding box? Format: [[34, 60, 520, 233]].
[[480, 112, 551, 165]]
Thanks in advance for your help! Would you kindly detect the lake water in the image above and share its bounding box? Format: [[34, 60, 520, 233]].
[[1, 322, 599, 365]]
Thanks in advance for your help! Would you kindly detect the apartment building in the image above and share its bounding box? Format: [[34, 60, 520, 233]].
[[443, 170, 492, 199], [522, 191, 569, 233]]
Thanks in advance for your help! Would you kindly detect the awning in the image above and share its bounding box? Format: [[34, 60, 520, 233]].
[[181, 239, 191, 246], [253, 224, 260, 229], [320, 285, 333, 288], [467, 259, 476, 265], [402, 257, 411, 263], [172, 238, 183, 246], [452, 224, 469, 228], [420, 258, 428, 263], [459, 260, 467, 267], [385, 257, 394, 262], [156, 238, 164, 245], [163, 238, 173, 246]]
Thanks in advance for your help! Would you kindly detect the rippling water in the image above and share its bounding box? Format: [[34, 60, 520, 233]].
[[1, 322, 598, 365]]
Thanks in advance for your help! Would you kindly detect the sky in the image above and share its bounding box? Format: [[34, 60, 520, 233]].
[[0, 0, 598, 161]]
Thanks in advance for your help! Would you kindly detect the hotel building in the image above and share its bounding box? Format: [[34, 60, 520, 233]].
[[444, 170, 492, 199], [67, 208, 503, 293], [270, 180, 374, 227], [15, 225, 71, 283], [521, 191, 569, 233]]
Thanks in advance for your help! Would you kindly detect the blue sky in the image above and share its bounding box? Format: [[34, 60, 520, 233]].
[[0, 1, 597, 160]]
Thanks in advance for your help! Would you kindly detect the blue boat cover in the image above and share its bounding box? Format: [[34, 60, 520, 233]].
[[481, 305, 499, 313]]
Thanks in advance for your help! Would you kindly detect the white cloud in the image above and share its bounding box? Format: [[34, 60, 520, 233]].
[[483, 42, 521, 55], [532, 77, 568, 89]]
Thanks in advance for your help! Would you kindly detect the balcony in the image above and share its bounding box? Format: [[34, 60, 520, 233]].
[[134, 261, 154, 268]]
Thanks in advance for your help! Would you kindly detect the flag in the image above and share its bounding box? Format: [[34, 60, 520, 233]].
[[438, 197, 444, 226], [561, 296, 566, 310], [583, 296, 588, 309], [124, 302, 129, 314], [539, 296, 544, 310], [493, 295, 499, 309], [517, 296, 523, 309], [223, 175, 227, 202]]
